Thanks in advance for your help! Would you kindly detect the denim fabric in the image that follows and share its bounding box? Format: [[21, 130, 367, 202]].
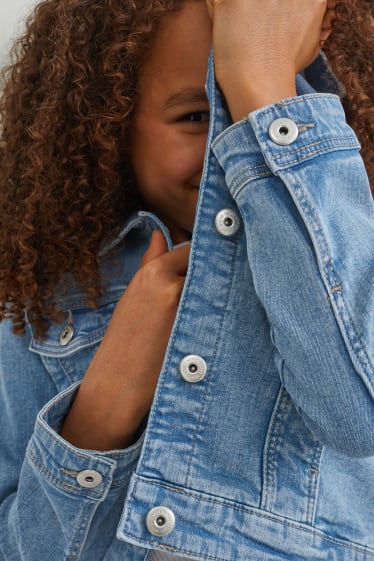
[[0, 54, 373, 561]]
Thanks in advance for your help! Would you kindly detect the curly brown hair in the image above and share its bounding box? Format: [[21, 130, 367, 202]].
[[0, 0, 373, 339], [324, 0, 374, 185], [0, 0, 185, 338]]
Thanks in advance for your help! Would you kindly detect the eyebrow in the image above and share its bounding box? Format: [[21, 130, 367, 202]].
[[163, 87, 209, 110]]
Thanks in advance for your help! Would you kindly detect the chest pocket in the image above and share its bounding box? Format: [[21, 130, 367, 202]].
[[28, 287, 126, 391]]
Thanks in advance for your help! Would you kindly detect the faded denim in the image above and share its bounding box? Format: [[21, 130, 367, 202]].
[[0, 54, 373, 560]]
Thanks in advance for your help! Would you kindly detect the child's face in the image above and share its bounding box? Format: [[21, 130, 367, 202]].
[[130, 1, 211, 243]]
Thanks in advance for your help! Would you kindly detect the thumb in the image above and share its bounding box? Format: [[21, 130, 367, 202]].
[[141, 230, 169, 266]]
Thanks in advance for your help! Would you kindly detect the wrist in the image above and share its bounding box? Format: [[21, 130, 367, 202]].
[[60, 380, 146, 451], [218, 74, 297, 122]]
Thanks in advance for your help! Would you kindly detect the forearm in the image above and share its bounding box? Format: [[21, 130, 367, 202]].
[[61, 232, 189, 452], [0, 381, 144, 560], [60, 378, 147, 451], [221, 76, 297, 122], [212, 93, 374, 456]]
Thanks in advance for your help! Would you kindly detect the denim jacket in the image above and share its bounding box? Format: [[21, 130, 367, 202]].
[[1, 54, 373, 561]]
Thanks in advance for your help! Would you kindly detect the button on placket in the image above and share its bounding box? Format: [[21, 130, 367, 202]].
[[215, 209, 241, 237], [59, 310, 74, 346], [76, 469, 103, 488], [146, 506, 175, 537], [179, 354, 207, 383], [268, 117, 299, 145]]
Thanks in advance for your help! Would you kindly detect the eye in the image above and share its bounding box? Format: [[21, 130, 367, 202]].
[[180, 111, 210, 124]]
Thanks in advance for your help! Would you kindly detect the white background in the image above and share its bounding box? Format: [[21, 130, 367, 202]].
[[0, 0, 37, 67]]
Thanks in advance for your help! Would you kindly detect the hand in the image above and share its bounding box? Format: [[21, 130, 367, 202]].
[[206, 0, 332, 119], [320, 0, 337, 48], [60, 230, 190, 450]]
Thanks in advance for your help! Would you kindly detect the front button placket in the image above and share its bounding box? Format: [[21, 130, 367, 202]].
[[146, 506, 176, 537], [59, 310, 74, 346], [118, 55, 243, 550], [268, 117, 299, 145]]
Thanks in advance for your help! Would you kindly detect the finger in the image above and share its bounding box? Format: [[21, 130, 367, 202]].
[[327, 0, 336, 10], [206, 0, 223, 20], [320, 0, 336, 44], [322, 7, 336, 30], [159, 242, 191, 277], [140, 230, 168, 266], [319, 19, 334, 46], [205, 0, 214, 20]]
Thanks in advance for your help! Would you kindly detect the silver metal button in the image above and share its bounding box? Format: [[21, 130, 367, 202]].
[[179, 354, 207, 383], [215, 209, 240, 237], [59, 310, 74, 346], [59, 325, 74, 346], [146, 506, 175, 537], [76, 469, 103, 488], [268, 118, 299, 145]]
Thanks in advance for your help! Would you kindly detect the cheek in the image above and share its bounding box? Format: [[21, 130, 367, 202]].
[[165, 150, 196, 182], [166, 133, 207, 182], [131, 119, 207, 188]]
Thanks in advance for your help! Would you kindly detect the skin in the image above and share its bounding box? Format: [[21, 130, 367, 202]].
[[60, 2, 211, 449], [131, 1, 212, 242], [61, 0, 333, 450], [207, 0, 331, 120]]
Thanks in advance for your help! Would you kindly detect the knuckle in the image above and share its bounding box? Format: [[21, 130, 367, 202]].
[[163, 283, 184, 310], [135, 258, 185, 308], [140, 259, 164, 282]]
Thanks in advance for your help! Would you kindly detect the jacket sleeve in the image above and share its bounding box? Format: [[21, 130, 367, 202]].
[[0, 320, 143, 560], [212, 93, 374, 458]]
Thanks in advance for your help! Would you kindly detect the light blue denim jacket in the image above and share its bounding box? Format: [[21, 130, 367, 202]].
[[1, 54, 373, 561]]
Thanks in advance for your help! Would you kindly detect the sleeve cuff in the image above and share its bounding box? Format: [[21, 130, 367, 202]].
[[212, 93, 360, 196], [27, 383, 144, 501]]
